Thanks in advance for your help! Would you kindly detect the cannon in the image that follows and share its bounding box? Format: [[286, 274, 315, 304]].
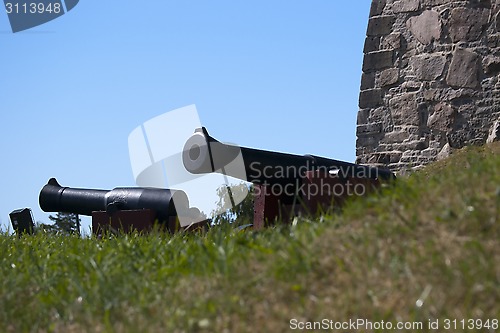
[[183, 127, 395, 184], [39, 178, 204, 233], [183, 127, 395, 227]]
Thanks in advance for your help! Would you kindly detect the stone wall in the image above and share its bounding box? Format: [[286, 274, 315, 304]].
[[357, 0, 500, 171]]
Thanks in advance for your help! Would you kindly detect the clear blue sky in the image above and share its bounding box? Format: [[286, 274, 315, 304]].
[[0, 0, 372, 233]]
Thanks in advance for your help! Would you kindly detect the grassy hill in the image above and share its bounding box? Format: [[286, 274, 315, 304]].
[[1, 143, 499, 332]]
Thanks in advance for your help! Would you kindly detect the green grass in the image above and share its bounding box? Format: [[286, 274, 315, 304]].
[[1, 143, 499, 332]]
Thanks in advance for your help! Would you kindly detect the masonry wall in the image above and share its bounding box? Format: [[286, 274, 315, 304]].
[[357, 0, 500, 171]]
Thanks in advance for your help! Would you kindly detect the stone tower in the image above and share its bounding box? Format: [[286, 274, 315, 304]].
[[357, 0, 500, 171]]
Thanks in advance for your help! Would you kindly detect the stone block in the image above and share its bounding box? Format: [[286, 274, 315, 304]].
[[389, 93, 420, 126], [446, 49, 481, 88], [369, 108, 390, 128], [381, 33, 402, 50], [357, 122, 384, 136], [447, 130, 471, 149], [359, 89, 383, 109], [421, 148, 438, 158], [487, 33, 500, 48], [383, 130, 410, 143], [391, 0, 420, 13], [370, 0, 387, 17], [483, 55, 500, 74], [416, 156, 434, 165], [360, 72, 376, 90], [357, 109, 370, 125], [356, 136, 382, 149], [369, 152, 403, 164], [422, 0, 451, 5], [363, 50, 395, 72], [401, 140, 428, 150], [436, 143, 452, 160], [364, 36, 381, 53], [367, 15, 396, 36], [469, 0, 492, 9], [449, 8, 489, 43], [423, 89, 441, 101], [378, 68, 400, 87], [487, 120, 500, 142], [481, 77, 497, 92], [427, 103, 457, 132], [406, 10, 441, 45], [410, 54, 447, 81], [402, 80, 422, 92]]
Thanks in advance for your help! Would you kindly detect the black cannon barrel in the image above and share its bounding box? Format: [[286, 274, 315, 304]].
[[39, 178, 190, 220], [182, 127, 395, 184]]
